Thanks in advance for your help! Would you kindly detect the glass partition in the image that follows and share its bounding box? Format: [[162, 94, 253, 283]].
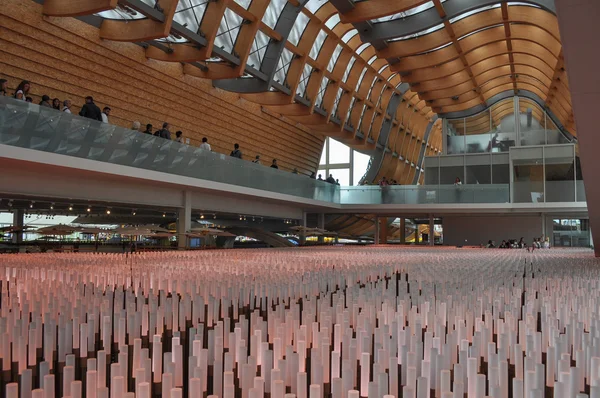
[[519, 99, 546, 147], [465, 109, 492, 154], [446, 119, 465, 155], [339, 184, 509, 205], [466, 154, 491, 184], [0, 96, 340, 203], [423, 156, 439, 185], [491, 153, 510, 184], [512, 147, 544, 203], [439, 155, 464, 185], [544, 145, 575, 202]]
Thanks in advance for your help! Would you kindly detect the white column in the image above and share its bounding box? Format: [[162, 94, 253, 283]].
[[177, 191, 192, 249]]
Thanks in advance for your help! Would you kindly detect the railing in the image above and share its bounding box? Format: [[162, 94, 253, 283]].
[[340, 184, 510, 205], [0, 96, 340, 203], [0, 97, 584, 207]]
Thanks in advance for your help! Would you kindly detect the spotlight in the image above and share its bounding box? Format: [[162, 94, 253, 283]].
[[213, 214, 216, 219], [87, 207, 91, 212], [106, 209, 111, 215], [163, 213, 166, 218], [29, 201, 34, 209], [239, 215, 243, 221], [68, 206, 73, 211], [50, 203, 54, 210], [252, 217, 255, 222], [132, 210, 137, 216], [243, 216, 247, 221], [200, 214, 204, 219]]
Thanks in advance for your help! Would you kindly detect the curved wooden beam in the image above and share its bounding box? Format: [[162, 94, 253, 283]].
[[100, 0, 179, 42], [339, 0, 430, 24], [43, 0, 117, 16]]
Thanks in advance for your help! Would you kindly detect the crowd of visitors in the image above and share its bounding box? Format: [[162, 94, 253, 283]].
[[0, 76, 348, 183], [486, 236, 551, 250]]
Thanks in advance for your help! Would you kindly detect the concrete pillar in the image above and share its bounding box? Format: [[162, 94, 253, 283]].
[[317, 213, 325, 244], [379, 217, 388, 244], [12, 210, 24, 245], [374, 217, 380, 245], [429, 214, 435, 246], [177, 191, 192, 249], [300, 212, 307, 246], [399, 218, 406, 244]]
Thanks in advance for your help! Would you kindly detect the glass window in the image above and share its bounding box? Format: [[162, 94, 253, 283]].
[[173, 0, 210, 33], [305, 0, 327, 13], [341, 29, 358, 43], [325, 14, 340, 30], [247, 30, 270, 69], [309, 30, 328, 59], [327, 45, 344, 73], [274, 48, 293, 84], [512, 147, 544, 203], [388, 23, 445, 42], [214, 8, 243, 53], [315, 77, 329, 109], [330, 168, 350, 186], [234, 0, 252, 9], [331, 87, 344, 118], [329, 138, 351, 164], [289, 12, 310, 46], [519, 100, 546, 146], [262, 0, 286, 29], [342, 57, 357, 82], [319, 144, 327, 165], [296, 64, 313, 97], [353, 151, 371, 185], [371, 1, 444, 23]]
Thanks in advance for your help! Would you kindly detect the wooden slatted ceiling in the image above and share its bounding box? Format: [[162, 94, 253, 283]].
[[367, 2, 574, 133], [28, 0, 440, 183]]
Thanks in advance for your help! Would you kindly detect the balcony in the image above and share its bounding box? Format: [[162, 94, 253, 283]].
[[0, 97, 585, 208]]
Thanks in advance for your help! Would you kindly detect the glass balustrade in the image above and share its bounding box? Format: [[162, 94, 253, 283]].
[[0, 96, 581, 206]]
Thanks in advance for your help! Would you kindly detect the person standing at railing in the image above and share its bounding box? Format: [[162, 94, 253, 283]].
[[39, 95, 52, 107], [230, 143, 242, 159], [200, 137, 211, 151], [143, 123, 153, 135], [0, 79, 7, 96], [309, 172, 316, 179], [79, 96, 102, 121], [131, 121, 141, 132], [101, 106, 111, 123], [175, 130, 184, 143], [52, 98, 61, 110], [253, 155, 261, 164], [62, 99, 72, 114], [13, 80, 30, 101], [154, 122, 171, 140], [270, 159, 279, 169]]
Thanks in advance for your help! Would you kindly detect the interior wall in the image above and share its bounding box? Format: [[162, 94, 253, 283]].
[[443, 215, 544, 246], [0, 0, 324, 175]]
